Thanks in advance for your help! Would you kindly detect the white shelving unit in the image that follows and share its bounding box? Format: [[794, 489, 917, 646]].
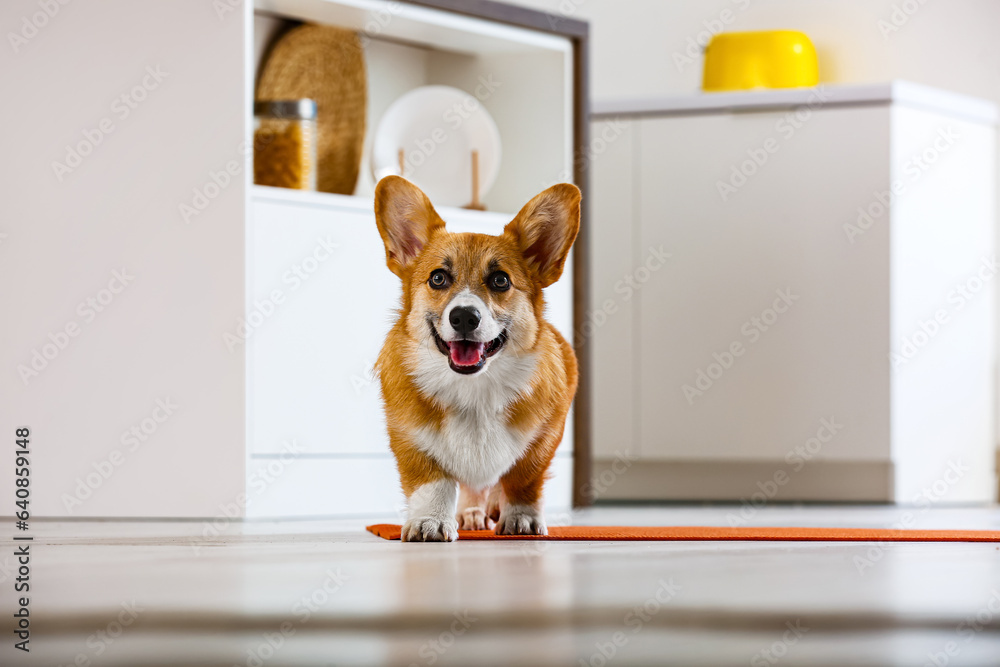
[[254, 1, 575, 212], [246, 2, 577, 518], [589, 81, 998, 504], [1, 0, 581, 518]]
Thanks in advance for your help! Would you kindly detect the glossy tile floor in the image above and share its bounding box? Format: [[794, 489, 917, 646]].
[[3, 506, 1000, 666]]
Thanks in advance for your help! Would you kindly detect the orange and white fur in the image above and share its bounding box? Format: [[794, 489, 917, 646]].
[[374, 176, 580, 542]]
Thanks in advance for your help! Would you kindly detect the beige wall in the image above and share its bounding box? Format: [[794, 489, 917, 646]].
[[511, 0, 1000, 103]]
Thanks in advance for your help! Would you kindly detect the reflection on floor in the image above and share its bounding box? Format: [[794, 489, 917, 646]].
[[4, 505, 1000, 666]]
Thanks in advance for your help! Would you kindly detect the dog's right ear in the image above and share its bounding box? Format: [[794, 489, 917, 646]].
[[374, 176, 445, 278]]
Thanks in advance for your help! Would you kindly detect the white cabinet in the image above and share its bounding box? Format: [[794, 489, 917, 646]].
[[247, 194, 398, 458], [590, 82, 997, 503]]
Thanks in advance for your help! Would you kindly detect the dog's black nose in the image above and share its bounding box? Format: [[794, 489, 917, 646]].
[[449, 306, 481, 335]]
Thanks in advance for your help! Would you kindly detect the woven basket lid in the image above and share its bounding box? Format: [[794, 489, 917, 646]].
[[256, 24, 367, 195]]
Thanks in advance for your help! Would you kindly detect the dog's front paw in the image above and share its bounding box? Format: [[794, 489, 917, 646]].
[[402, 517, 459, 542], [495, 505, 547, 536], [457, 507, 494, 531]]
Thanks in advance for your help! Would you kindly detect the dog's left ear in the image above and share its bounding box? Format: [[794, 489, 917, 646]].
[[374, 176, 446, 278], [504, 183, 581, 287]]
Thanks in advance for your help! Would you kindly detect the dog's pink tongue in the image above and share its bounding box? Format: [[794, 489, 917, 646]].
[[450, 340, 485, 366]]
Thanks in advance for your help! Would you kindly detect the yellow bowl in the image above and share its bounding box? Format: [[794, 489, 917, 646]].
[[702, 30, 818, 92]]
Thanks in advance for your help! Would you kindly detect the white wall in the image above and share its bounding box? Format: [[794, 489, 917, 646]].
[[510, 0, 1000, 103], [0, 0, 249, 517]]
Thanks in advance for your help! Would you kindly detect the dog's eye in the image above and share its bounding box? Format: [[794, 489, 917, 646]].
[[429, 269, 451, 290], [488, 271, 510, 292]]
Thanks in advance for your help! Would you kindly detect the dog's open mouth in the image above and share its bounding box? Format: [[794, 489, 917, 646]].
[[430, 324, 507, 375]]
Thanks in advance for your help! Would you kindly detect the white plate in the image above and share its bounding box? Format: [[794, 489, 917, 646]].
[[371, 85, 502, 208]]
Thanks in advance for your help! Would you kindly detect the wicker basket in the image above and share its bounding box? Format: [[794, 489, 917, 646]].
[[256, 24, 367, 195]]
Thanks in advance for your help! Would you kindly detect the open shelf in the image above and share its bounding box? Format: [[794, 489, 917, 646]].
[[252, 0, 574, 214]]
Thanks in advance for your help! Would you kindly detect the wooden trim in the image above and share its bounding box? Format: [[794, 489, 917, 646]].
[[570, 31, 592, 507], [403, 0, 589, 37], [400, 0, 593, 507], [589, 459, 896, 503]]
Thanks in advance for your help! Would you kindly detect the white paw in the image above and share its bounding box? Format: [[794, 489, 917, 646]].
[[457, 507, 494, 531], [402, 517, 458, 542], [495, 505, 547, 536]]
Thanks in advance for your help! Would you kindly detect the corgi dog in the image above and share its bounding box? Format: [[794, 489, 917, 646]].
[[374, 176, 580, 542]]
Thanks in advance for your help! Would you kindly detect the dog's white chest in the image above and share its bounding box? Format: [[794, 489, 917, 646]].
[[408, 346, 539, 489], [413, 411, 531, 490]]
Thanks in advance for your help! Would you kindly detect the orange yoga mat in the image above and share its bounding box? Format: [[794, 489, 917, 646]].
[[366, 524, 1000, 543]]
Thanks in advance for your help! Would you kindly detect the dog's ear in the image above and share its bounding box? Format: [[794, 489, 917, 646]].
[[504, 183, 581, 287], [374, 176, 446, 278]]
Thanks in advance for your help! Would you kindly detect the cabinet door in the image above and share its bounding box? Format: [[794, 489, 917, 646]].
[[588, 119, 636, 461], [249, 199, 399, 455], [636, 108, 892, 465]]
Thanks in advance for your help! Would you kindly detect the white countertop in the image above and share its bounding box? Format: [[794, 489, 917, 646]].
[[592, 80, 998, 124]]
